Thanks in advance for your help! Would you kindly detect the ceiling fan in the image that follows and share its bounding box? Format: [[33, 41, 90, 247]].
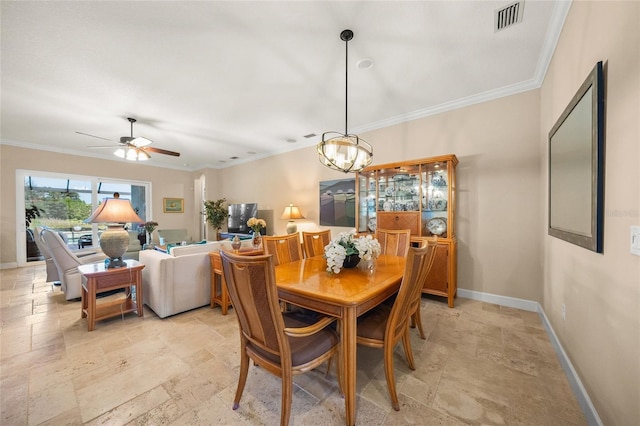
[[77, 117, 180, 161]]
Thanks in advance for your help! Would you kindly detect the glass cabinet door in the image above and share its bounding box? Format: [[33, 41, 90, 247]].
[[422, 161, 449, 238], [357, 171, 377, 233], [377, 166, 420, 213]]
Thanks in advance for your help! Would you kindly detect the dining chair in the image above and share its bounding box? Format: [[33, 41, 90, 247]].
[[356, 238, 438, 411], [262, 234, 303, 266], [408, 236, 438, 339], [302, 230, 331, 258], [376, 228, 412, 257], [219, 251, 340, 426]]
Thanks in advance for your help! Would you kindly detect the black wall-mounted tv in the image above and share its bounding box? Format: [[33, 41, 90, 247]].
[[228, 203, 264, 234]]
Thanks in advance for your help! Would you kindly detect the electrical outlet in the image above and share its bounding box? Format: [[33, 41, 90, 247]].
[[631, 226, 640, 256], [561, 303, 566, 320]]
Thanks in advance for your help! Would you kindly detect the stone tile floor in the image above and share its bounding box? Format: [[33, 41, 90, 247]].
[[0, 264, 586, 425]]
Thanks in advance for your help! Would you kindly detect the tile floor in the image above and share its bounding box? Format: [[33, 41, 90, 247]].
[[0, 264, 586, 425]]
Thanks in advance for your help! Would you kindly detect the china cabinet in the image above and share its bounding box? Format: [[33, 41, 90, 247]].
[[356, 154, 458, 307]]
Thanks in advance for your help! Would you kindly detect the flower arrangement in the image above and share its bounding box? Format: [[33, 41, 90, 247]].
[[247, 217, 266, 234], [143, 221, 158, 234], [324, 231, 381, 274]]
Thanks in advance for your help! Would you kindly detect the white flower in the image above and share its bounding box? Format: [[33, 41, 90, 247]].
[[324, 231, 381, 274]]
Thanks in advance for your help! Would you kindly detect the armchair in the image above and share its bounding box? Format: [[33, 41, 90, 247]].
[[34, 226, 102, 284], [41, 228, 106, 300]]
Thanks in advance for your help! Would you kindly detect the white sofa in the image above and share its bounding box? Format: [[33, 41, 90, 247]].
[[139, 239, 252, 318]]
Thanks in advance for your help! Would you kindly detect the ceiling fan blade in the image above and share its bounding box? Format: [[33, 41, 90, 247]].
[[76, 131, 115, 142], [143, 146, 181, 157]]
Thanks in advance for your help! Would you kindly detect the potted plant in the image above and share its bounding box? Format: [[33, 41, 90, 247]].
[[204, 198, 228, 240], [25, 205, 45, 259]]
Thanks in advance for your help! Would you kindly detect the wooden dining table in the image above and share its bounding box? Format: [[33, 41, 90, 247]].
[[274, 254, 406, 426]]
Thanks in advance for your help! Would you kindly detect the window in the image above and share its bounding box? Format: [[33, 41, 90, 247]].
[[18, 170, 151, 266]]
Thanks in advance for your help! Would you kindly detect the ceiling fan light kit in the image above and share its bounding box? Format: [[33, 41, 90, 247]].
[[317, 29, 373, 173], [81, 117, 180, 161]]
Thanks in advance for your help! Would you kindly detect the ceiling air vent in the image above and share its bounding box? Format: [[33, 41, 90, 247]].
[[495, 1, 524, 32]]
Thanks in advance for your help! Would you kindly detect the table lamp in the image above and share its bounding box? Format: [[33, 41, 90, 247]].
[[281, 204, 305, 234], [85, 193, 143, 268]]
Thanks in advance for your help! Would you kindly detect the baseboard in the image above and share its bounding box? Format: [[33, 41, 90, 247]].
[[457, 288, 539, 312], [1, 262, 18, 270], [537, 307, 603, 426], [457, 287, 602, 426]]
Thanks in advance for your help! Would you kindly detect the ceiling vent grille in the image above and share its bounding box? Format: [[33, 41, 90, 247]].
[[495, 1, 524, 32]]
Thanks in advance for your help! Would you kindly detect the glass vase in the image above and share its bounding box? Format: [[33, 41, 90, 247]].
[[252, 233, 262, 249]]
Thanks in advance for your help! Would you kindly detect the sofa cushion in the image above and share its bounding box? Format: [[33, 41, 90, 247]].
[[157, 229, 192, 245], [169, 241, 222, 256]]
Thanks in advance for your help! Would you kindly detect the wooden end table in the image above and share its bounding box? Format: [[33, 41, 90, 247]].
[[78, 259, 145, 331], [209, 247, 262, 314]]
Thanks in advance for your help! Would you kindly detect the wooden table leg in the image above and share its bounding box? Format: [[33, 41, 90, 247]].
[[220, 275, 228, 315], [81, 285, 87, 319], [135, 271, 144, 317], [87, 278, 96, 332], [341, 307, 357, 426]]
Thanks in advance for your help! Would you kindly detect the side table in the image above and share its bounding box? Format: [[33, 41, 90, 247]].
[[78, 259, 145, 331], [209, 248, 262, 315]]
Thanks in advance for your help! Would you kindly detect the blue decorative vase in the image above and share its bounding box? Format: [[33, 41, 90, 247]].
[[343, 254, 360, 269]]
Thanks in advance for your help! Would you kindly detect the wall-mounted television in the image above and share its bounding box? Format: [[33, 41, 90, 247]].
[[228, 203, 264, 234]]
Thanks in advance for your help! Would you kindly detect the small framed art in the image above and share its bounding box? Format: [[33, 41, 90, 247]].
[[163, 198, 184, 213]]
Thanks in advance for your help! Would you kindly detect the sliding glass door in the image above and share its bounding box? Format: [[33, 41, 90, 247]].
[[17, 170, 151, 266]]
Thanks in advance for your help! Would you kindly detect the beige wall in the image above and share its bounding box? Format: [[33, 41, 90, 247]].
[[540, 2, 639, 424], [218, 89, 543, 302]]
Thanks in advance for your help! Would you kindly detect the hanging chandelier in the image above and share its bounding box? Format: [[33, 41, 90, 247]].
[[317, 29, 373, 173]]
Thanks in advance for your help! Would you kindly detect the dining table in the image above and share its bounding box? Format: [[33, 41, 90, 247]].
[[274, 253, 406, 426]]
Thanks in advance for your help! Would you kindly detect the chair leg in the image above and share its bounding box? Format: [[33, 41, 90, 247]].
[[412, 307, 426, 339], [233, 347, 250, 410], [383, 342, 400, 411], [281, 371, 293, 426], [401, 328, 416, 370]]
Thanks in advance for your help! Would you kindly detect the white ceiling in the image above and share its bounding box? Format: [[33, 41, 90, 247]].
[[1, 1, 569, 171]]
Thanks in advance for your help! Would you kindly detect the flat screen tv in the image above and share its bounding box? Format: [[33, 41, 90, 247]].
[[228, 203, 263, 234]]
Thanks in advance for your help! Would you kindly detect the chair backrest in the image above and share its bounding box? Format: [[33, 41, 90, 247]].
[[33, 226, 52, 260], [386, 239, 438, 342], [302, 230, 331, 258], [219, 251, 288, 358], [41, 228, 84, 273], [376, 229, 412, 257], [262, 234, 303, 266]]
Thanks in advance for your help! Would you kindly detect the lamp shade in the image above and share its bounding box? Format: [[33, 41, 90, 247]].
[[281, 204, 305, 234], [280, 204, 305, 221], [85, 197, 143, 268]]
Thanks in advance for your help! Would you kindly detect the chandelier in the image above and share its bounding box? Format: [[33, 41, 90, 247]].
[[317, 29, 373, 173]]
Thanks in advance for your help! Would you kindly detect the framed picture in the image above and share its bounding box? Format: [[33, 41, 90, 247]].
[[320, 178, 355, 227], [163, 197, 184, 213]]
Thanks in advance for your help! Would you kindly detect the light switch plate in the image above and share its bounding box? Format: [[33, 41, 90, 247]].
[[631, 226, 640, 256]]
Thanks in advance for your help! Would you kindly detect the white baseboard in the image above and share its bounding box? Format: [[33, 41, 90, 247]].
[[457, 288, 539, 312], [457, 288, 602, 426], [1, 262, 18, 270]]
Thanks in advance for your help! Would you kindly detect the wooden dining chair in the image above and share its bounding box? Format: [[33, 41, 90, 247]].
[[219, 251, 340, 426], [302, 230, 331, 258], [376, 228, 412, 257], [356, 239, 438, 411], [408, 236, 438, 339], [262, 234, 303, 266]]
